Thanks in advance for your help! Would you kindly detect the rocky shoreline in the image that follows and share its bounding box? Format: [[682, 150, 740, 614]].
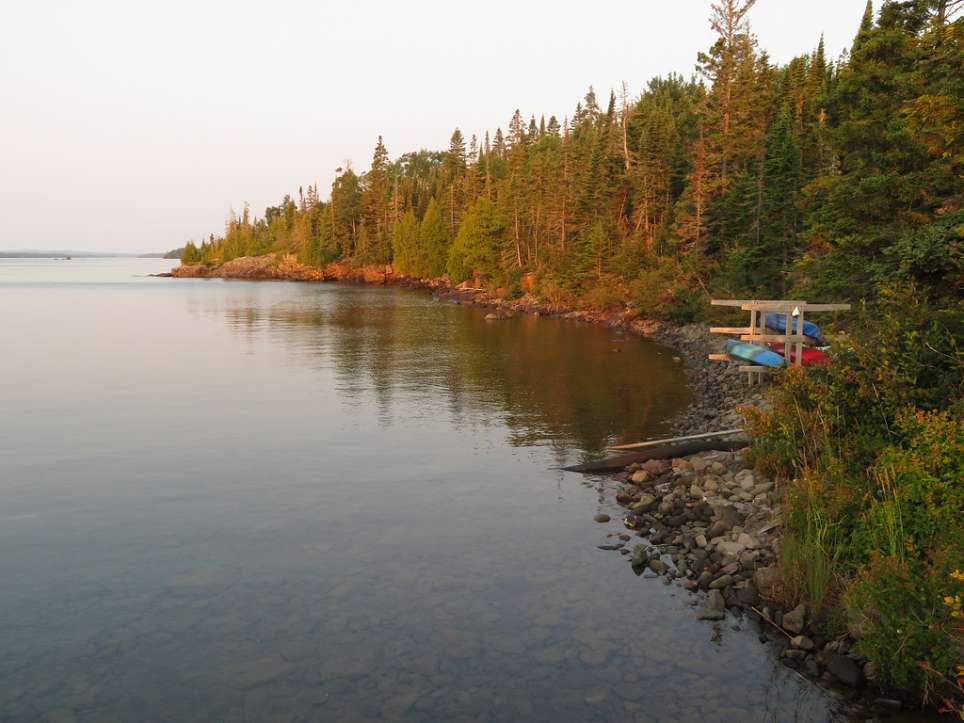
[[594, 449, 911, 716], [167, 255, 916, 715]]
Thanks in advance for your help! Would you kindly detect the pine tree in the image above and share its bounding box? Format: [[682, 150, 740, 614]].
[[444, 128, 467, 232], [361, 136, 392, 261], [446, 197, 507, 284], [419, 197, 449, 277], [180, 241, 200, 264], [391, 208, 419, 274]]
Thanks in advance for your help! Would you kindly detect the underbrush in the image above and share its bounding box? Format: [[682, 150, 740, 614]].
[[745, 288, 963, 707]]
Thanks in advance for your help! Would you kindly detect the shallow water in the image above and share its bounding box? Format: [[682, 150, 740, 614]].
[[1, 258, 848, 721]]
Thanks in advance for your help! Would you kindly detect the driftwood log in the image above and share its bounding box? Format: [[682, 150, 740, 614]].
[[562, 436, 750, 473]]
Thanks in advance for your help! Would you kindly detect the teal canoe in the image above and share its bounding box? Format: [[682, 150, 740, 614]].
[[725, 339, 786, 368]]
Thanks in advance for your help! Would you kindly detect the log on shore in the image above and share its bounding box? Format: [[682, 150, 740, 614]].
[[563, 436, 751, 473]]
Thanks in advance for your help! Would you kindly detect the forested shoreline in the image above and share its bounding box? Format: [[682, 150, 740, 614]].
[[182, 1, 959, 321], [178, 0, 963, 711]]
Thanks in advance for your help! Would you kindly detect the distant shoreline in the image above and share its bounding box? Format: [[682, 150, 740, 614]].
[[0, 251, 179, 259]]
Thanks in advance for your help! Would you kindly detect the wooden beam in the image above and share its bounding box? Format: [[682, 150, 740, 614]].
[[738, 365, 776, 374], [738, 302, 851, 312], [608, 428, 745, 451], [709, 326, 751, 334], [740, 333, 808, 343], [794, 303, 851, 311], [712, 299, 807, 307]]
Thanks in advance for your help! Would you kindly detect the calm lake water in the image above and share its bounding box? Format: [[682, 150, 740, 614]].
[[1, 259, 847, 722]]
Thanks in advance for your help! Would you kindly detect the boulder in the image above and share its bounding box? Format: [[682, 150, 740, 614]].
[[698, 589, 726, 620], [631, 545, 647, 568], [708, 574, 734, 590], [716, 540, 745, 558], [782, 603, 806, 635], [753, 565, 781, 598], [735, 469, 756, 490], [631, 494, 656, 512], [826, 653, 864, 687]]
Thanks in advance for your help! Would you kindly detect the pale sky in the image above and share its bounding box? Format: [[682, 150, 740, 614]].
[[1, 0, 868, 253]]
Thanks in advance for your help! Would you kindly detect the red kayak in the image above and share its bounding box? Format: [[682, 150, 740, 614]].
[[767, 342, 830, 366]]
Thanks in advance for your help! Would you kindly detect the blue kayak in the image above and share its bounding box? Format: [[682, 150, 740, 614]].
[[765, 312, 822, 339], [725, 339, 786, 368]]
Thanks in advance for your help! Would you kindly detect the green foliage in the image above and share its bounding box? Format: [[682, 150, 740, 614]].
[[175, 4, 959, 331], [582, 280, 624, 310], [845, 549, 962, 695], [747, 287, 963, 699], [800, 3, 962, 302], [418, 198, 449, 277], [390, 209, 419, 275], [446, 197, 506, 284], [180, 241, 201, 265]]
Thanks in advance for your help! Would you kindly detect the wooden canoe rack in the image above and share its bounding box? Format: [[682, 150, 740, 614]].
[[709, 299, 851, 385]]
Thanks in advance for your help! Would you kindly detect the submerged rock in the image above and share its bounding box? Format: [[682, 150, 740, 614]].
[[698, 589, 726, 620]]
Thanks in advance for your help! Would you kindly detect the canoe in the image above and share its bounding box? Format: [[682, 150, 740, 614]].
[[725, 339, 786, 368], [764, 312, 822, 340], [767, 342, 830, 366]]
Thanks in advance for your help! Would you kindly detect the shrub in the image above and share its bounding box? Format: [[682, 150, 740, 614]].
[[583, 281, 625, 310], [845, 551, 962, 697], [746, 286, 962, 701]]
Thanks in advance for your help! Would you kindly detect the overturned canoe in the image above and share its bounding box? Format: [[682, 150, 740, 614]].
[[725, 339, 786, 368], [562, 436, 751, 473], [764, 312, 822, 340], [767, 342, 829, 366]]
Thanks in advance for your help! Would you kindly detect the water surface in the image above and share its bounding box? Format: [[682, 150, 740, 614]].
[[1, 259, 845, 721]]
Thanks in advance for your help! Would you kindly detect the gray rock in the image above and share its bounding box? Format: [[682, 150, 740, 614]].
[[631, 494, 656, 512], [648, 559, 667, 574], [631, 545, 647, 568], [735, 469, 756, 490], [782, 603, 806, 635], [826, 653, 864, 687], [706, 521, 730, 539], [708, 574, 734, 590], [790, 635, 814, 651], [753, 565, 780, 598], [716, 540, 745, 557], [594, 513, 611, 523], [700, 588, 725, 616]]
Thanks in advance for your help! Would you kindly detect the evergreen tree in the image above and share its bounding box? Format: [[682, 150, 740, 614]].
[[446, 197, 507, 283], [419, 197, 450, 277], [391, 208, 419, 274]]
